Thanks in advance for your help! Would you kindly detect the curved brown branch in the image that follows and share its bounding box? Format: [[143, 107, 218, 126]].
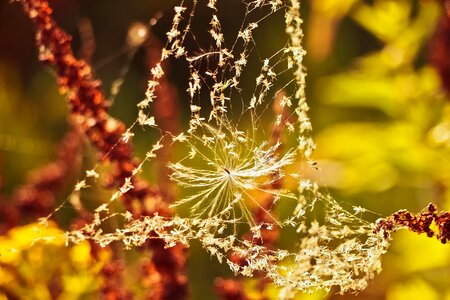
[[0, 129, 82, 234], [215, 93, 291, 299], [16, 1, 187, 298], [374, 203, 450, 244], [215, 278, 249, 300], [429, 2, 450, 94]]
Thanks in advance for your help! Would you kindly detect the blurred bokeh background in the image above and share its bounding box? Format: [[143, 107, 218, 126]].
[[0, 0, 449, 299]]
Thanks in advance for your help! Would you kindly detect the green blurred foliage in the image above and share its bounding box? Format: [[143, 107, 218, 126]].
[[307, 0, 450, 299]]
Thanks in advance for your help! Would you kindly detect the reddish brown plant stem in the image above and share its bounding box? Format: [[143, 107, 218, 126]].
[[142, 31, 187, 300], [18, 0, 154, 214], [374, 203, 450, 244], [0, 153, 4, 191], [215, 278, 249, 300], [215, 93, 291, 299], [429, 1, 450, 94], [0, 128, 82, 299], [101, 260, 133, 300], [17, 1, 187, 298], [77, 17, 96, 64], [0, 129, 82, 234], [144, 31, 180, 194]]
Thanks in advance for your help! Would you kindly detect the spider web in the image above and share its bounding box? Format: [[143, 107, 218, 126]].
[[36, 0, 390, 296]]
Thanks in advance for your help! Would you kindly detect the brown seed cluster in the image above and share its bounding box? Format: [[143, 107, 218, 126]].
[[0, 129, 81, 234], [15, 130, 82, 216], [214, 278, 249, 300], [19, 0, 158, 213], [17, 0, 187, 298], [141, 240, 188, 300], [101, 260, 133, 300], [215, 96, 290, 299], [374, 203, 450, 244], [429, 1, 450, 94]]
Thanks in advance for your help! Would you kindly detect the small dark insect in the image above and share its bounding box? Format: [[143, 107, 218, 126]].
[[224, 168, 230, 174]]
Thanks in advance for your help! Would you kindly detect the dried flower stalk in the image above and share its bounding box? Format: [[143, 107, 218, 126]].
[[0, 129, 81, 234], [17, 0, 187, 298], [374, 203, 450, 244]]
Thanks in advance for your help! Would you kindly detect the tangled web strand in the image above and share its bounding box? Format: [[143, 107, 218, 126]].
[[54, 0, 391, 297]]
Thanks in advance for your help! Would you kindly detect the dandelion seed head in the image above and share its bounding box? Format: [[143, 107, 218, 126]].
[[169, 122, 295, 226]]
